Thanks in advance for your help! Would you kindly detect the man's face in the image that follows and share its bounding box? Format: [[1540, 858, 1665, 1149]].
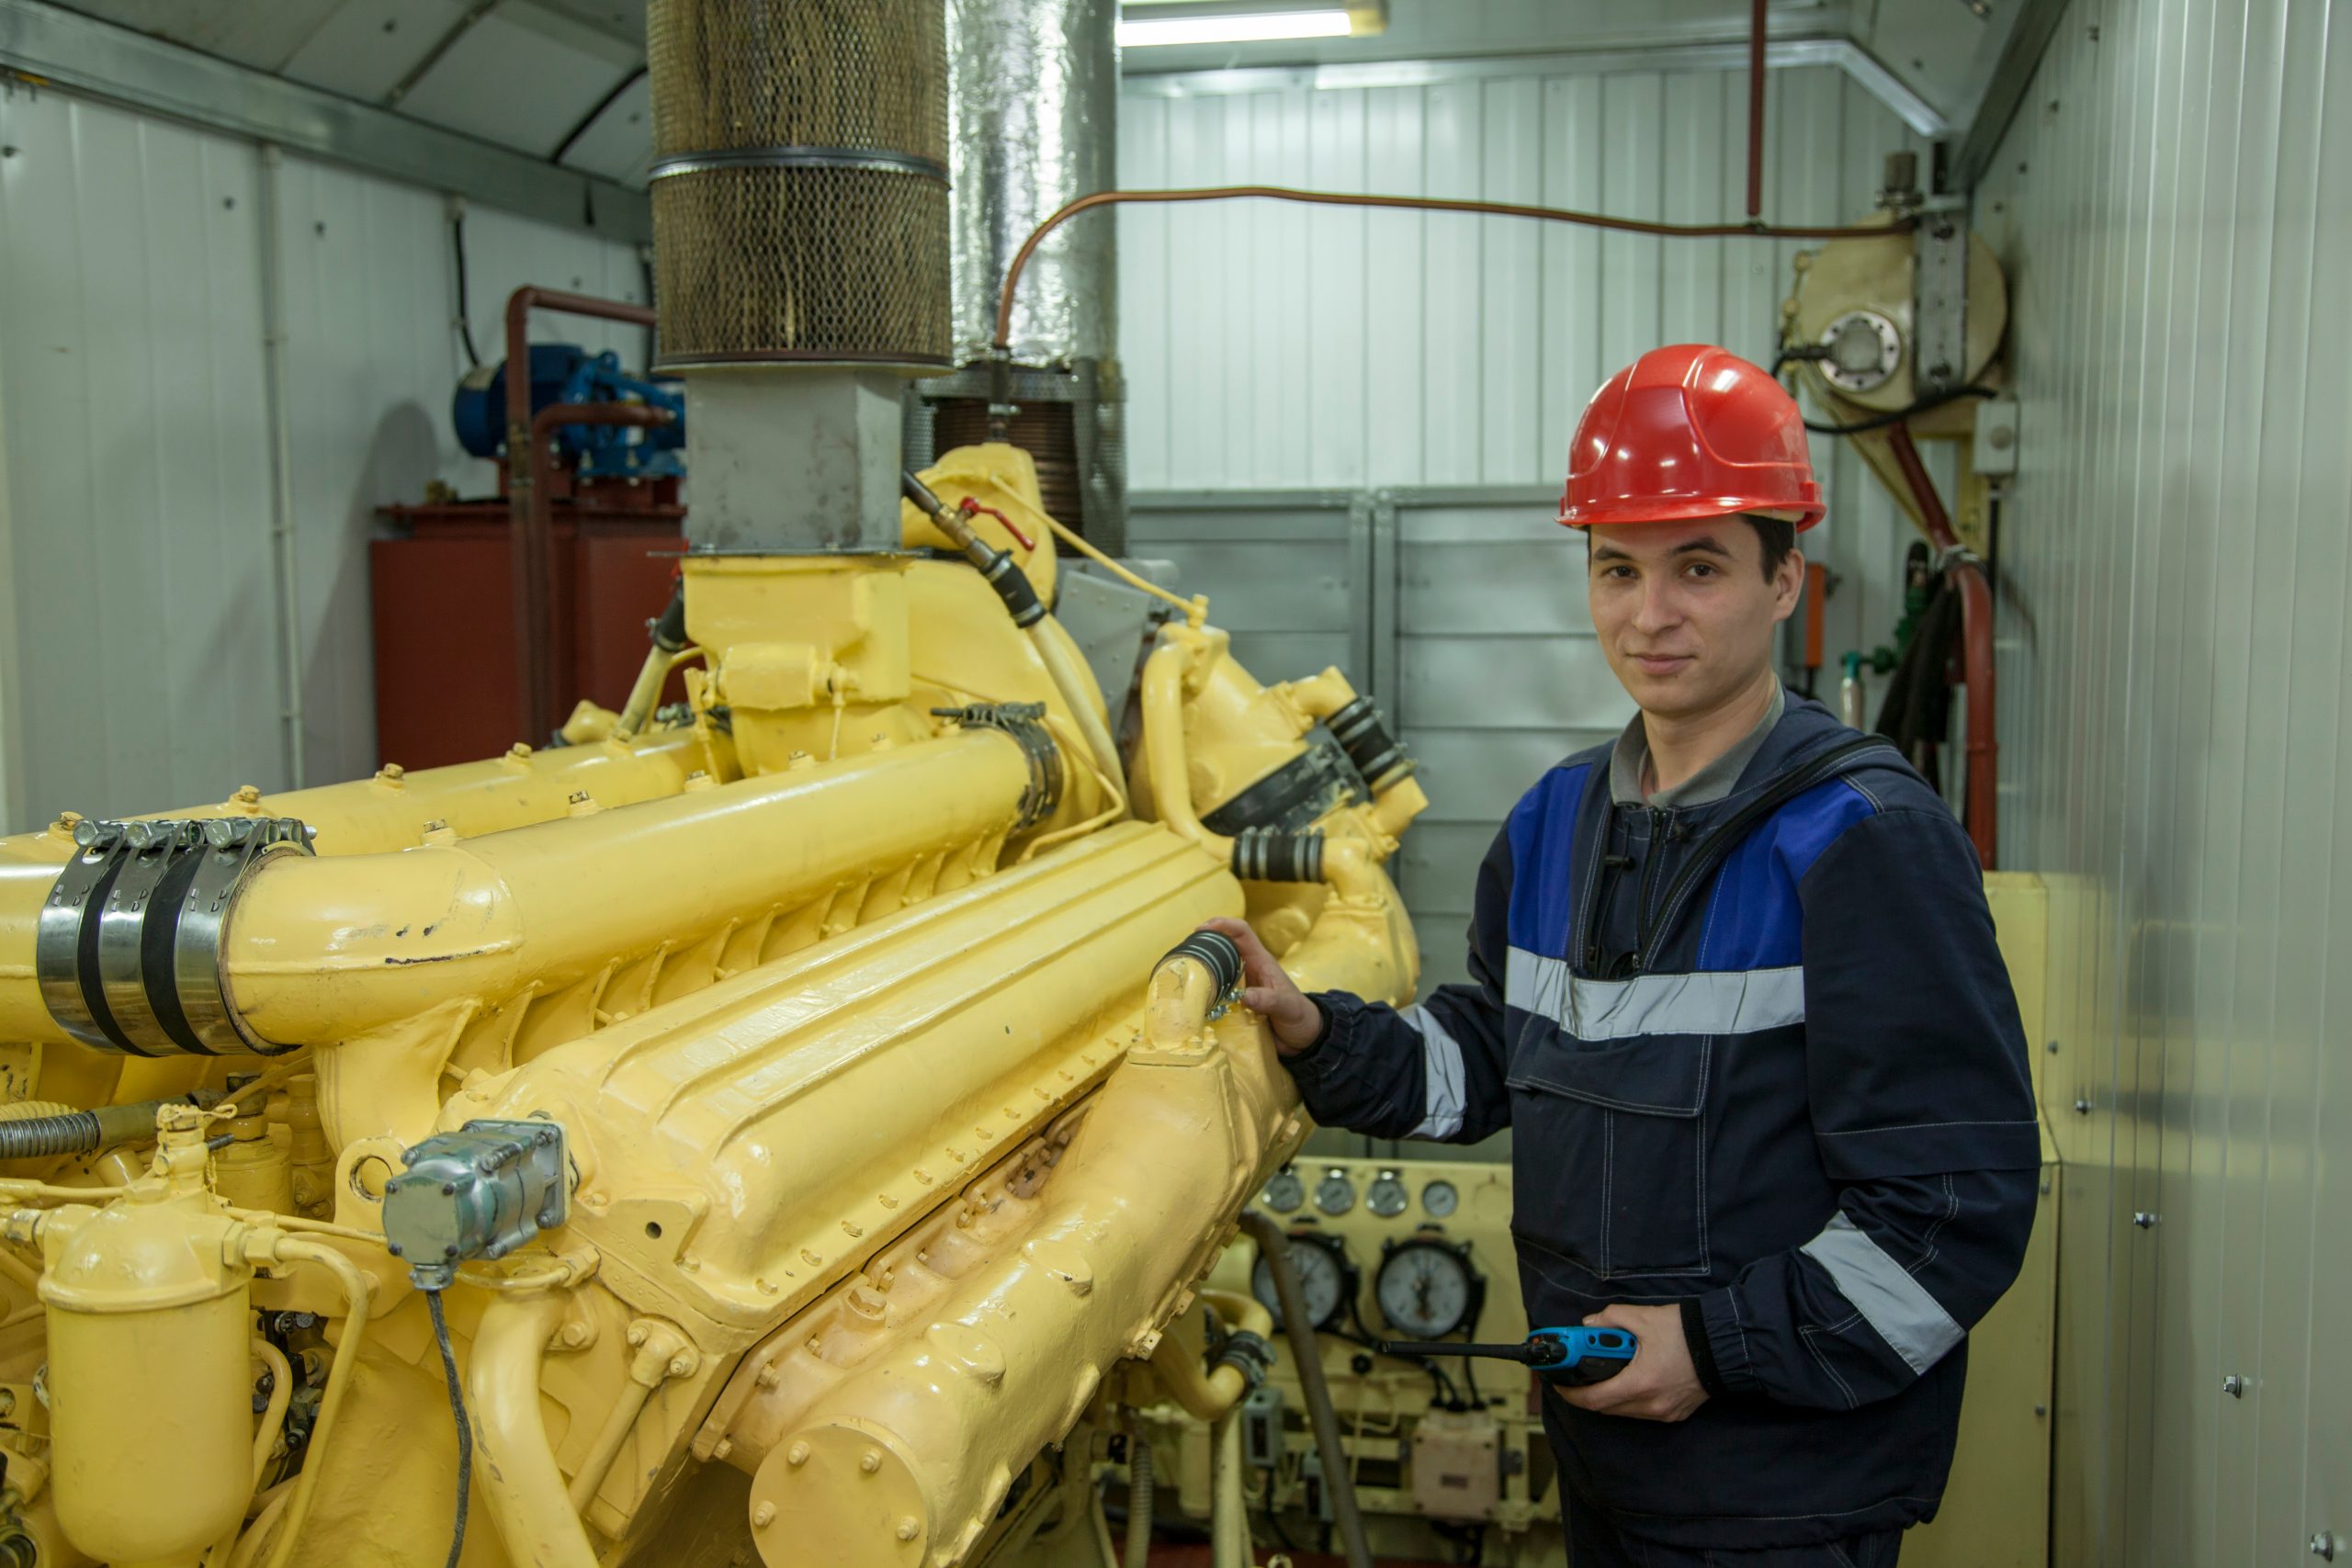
[[1585, 518, 1804, 720]]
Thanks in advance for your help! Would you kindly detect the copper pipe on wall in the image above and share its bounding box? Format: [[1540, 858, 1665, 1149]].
[[1884, 423, 1998, 869], [993, 186, 1913, 351], [500, 287, 660, 743], [1747, 0, 1769, 220]]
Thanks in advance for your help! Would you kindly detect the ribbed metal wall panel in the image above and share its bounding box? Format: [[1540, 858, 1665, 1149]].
[[0, 85, 644, 829], [0, 87, 277, 829], [1118, 63, 1952, 690], [1973, 0, 2350, 1557]]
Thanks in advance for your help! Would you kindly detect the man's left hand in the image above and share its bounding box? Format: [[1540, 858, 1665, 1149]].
[[1555, 1302, 1710, 1423]]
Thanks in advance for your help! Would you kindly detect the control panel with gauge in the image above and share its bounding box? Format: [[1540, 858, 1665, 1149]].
[[1245, 1158, 1509, 1345], [1193, 1156, 1556, 1562]]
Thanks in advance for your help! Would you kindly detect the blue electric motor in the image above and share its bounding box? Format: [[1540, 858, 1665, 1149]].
[[452, 344, 686, 480]]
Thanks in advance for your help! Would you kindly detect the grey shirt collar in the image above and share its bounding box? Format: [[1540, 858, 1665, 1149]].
[[1609, 683, 1788, 807]]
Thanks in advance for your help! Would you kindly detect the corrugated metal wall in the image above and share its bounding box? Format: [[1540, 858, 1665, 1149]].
[[0, 84, 645, 830], [1973, 0, 2351, 1555]]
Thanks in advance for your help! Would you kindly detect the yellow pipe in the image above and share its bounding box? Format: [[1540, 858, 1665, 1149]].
[[1139, 639, 1231, 859], [1147, 1290, 1274, 1420], [0, 735, 708, 1043], [1026, 619, 1126, 811], [220, 727, 1031, 1051], [250, 1237, 374, 1568], [208, 1337, 295, 1567], [1209, 1404, 1250, 1568], [1039, 512, 1205, 629], [247, 1337, 293, 1484], [567, 1318, 695, 1513], [466, 1289, 598, 1568]]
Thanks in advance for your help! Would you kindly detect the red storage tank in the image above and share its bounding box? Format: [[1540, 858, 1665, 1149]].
[[370, 480, 684, 770]]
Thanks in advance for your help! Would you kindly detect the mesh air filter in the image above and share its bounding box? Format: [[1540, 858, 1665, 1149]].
[[648, 0, 949, 369]]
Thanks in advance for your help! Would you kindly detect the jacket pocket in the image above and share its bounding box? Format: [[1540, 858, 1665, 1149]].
[[1508, 1029, 1711, 1277]]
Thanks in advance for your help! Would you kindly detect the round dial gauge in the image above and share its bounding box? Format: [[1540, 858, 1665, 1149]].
[[1367, 1170, 1409, 1218], [1374, 1238, 1483, 1341], [1250, 1233, 1355, 1331], [1261, 1168, 1305, 1214], [1420, 1179, 1459, 1219], [1314, 1169, 1356, 1216]]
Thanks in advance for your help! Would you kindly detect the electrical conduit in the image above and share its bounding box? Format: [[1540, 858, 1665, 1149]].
[[1883, 423, 1998, 868]]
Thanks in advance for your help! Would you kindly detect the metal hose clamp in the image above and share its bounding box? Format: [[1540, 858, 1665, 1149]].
[[930, 703, 1064, 828], [1326, 695, 1416, 794], [36, 817, 315, 1055]]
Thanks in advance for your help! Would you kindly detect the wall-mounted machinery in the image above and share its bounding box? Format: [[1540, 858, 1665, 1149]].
[[1779, 150, 2015, 866]]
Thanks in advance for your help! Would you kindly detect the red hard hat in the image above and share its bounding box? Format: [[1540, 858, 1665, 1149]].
[[1558, 344, 1825, 531]]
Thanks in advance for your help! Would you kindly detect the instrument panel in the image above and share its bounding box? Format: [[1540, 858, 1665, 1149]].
[[1234, 1156, 1523, 1350]]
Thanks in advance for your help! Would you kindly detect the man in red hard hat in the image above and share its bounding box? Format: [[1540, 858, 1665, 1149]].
[[1208, 345, 2038, 1564]]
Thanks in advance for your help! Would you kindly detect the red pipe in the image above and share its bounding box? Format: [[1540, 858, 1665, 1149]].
[[501, 287, 660, 743], [1747, 0, 1768, 221], [1884, 423, 1997, 869]]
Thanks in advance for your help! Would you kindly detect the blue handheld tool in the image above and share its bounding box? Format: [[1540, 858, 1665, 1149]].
[[1374, 1325, 1638, 1386]]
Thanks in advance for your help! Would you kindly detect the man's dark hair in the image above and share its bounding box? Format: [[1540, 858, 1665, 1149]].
[[1745, 514, 1798, 580]]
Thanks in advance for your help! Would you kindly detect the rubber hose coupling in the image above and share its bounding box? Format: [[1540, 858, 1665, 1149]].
[[650, 579, 689, 654], [1327, 696, 1415, 792], [1210, 1329, 1276, 1393], [1232, 828, 1325, 885], [1158, 931, 1243, 997], [902, 469, 1045, 628]]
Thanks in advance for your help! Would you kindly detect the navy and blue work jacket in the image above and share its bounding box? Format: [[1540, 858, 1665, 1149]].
[[1284, 694, 2041, 1550]]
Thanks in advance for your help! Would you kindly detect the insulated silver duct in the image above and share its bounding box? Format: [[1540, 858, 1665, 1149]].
[[945, 0, 1118, 367], [916, 0, 1126, 548]]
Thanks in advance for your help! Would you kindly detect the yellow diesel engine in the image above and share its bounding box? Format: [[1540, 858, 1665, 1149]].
[[0, 5, 1429, 1562], [0, 440, 1427, 1568]]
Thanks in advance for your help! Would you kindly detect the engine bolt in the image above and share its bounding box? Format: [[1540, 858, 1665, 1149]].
[[897, 1517, 921, 1541], [861, 1450, 882, 1473], [752, 1503, 775, 1529], [786, 1441, 810, 1468]]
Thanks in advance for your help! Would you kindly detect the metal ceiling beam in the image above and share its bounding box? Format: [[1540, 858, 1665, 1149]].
[[0, 0, 650, 243], [1124, 34, 1950, 136], [1949, 0, 2074, 188]]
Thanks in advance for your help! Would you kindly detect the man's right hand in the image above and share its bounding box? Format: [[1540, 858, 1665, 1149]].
[[1197, 917, 1325, 1053]]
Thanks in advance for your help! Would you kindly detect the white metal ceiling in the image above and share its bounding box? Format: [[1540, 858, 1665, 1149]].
[[35, 0, 2038, 195]]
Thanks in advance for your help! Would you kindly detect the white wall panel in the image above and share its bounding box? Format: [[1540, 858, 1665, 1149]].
[[0, 87, 643, 830], [1120, 65, 1939, 674], [0, 88, 277, 826], [1972, 0, 2352, 1556]]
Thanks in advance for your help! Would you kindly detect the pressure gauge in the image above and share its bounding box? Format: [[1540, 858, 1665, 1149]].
[[1314, 1168, 1356, 1216], [1374, 1236, 1485, 1341], [1250, 1231, 1358, 1332], [1261, 1168, 1305, 1214], [1367, 1169, 1409, 1218], [1420, 1179, 1459, 1219]]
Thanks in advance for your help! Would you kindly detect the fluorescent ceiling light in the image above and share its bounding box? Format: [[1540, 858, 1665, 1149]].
[[1118, 8, 1355, 46]]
